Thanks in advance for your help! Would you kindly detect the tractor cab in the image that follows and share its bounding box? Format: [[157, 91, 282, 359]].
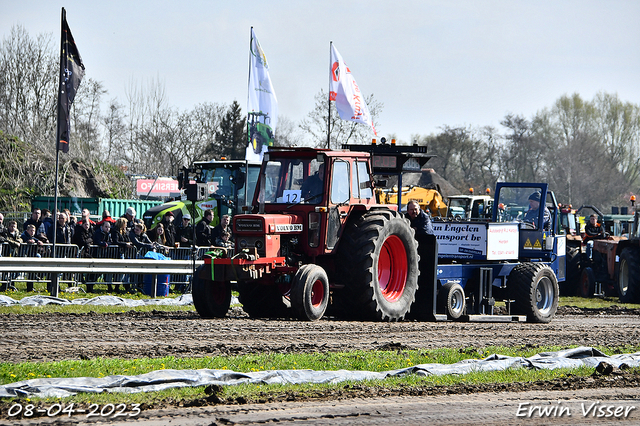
[[493, 183, 562, 261]]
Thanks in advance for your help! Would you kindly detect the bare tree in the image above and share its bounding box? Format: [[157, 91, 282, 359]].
[[300, 88, 382, 149], [274, 115, 302, 147], [72, 77, 107, 162], [0, 25, 57, 150], [102, 99, 127, 162]]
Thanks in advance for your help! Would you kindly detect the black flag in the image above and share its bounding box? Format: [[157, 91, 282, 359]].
[[56, 8, 85, 153]]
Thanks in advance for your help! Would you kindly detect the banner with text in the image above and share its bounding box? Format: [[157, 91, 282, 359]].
[[136, 179, 179, 197]]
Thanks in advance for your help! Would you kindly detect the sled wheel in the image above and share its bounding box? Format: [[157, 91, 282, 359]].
[[437, 282, 465, 320], [192, 264, 231, 318], [337, 209, 419, 321], [291, 264, 329, 321], [508, 263, 559, 323]]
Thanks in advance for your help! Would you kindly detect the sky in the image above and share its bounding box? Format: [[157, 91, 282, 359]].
[[2, 0, 640, 144]]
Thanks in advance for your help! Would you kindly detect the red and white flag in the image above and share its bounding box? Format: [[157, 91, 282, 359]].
[[329, 44, 376, 135]]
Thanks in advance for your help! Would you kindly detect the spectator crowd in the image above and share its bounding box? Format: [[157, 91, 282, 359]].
[[0, 207, 234, 257]]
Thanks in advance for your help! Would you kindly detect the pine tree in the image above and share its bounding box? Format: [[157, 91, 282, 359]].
[[213, 101, 247, 159]]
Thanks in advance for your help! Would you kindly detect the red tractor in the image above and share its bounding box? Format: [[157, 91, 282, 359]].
[[192, 146, 428, 321]]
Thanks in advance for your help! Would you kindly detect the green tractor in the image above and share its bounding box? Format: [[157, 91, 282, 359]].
[[247, 112, 274, 157], [142, 159, 261, 229]]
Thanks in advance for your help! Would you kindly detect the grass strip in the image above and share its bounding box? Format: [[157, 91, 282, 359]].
[[1, 345, 638, 406]]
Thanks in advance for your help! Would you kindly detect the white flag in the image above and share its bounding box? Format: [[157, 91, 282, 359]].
[[329, 44, 376, 135], [247, 28, 278, 162]]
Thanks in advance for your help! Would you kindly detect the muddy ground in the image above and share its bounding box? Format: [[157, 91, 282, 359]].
[[1, 306, 639, 363], [1, 306, 640, 424]]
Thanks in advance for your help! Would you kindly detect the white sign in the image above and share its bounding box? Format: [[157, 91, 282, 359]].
[[486, 223, 520, 260], [196, 201, 216, 211], [136, 179, 179, 197], [277, 190, 302, 204], [432, 222, 487, 259], [275, 224, 303, 232]]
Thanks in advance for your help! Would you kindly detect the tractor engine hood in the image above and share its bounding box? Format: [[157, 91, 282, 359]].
[[234, 214, 303, 235]]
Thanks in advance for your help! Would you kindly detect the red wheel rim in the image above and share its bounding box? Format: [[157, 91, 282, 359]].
[[580, 273, 590, 296], [378, 235, 408, 302], [311, 279, 324, 307]]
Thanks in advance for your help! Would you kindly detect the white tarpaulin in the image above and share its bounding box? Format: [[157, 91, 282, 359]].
[[0, 294, 196, 307], [1, 347, 638, 398]]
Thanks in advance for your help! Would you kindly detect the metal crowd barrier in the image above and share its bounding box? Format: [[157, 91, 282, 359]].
[[164, 247, 212, 290], [0, 242, 213, 294], [2, 243, 79, 291]]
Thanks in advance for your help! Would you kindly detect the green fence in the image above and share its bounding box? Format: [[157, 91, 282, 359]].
[[31, 197, 163, 219]]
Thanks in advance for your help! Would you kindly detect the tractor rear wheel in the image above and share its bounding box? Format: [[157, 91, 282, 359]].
[[618, 248, 640, 303], [291, 264, 329, 321], [562, 246, 581, 296], [578, 267, 596, 298], [337, 209, 419, 321], [238, 281, 290, 318], [508, 263, 559, 323], [192, 265, 231, 318], [437, 282, 465, 320]]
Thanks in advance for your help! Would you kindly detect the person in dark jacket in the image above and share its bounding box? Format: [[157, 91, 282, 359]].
[[111, 218, 133, 250], [93, 221, 113, 249], [23, 208, 42, 232], [584, 214, 605, 242], [523, 191, 551, 230], [110, 218, 133, 292], [47, 212, 71, 245], [129, 221, 156, 252], [406, 200, 434, 236], [73, 220, 93, 255], [195, 209, 215, 246], [211, 214, 232, 243], [75, 208, 96, 236], [176, 213, 194, 247], [159, 211, 176, 247]]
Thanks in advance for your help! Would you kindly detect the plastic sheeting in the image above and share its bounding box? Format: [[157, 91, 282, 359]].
[[1, 347, 638, 399], [0, 294, 194, 307]]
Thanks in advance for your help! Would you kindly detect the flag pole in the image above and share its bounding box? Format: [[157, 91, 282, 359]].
[[51, 7, 66, 298], [246, 27, 253, 159], [327, 42, 332, 149]]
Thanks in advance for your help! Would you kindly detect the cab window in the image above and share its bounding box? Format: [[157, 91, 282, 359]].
[[331, 160, 350, 204]]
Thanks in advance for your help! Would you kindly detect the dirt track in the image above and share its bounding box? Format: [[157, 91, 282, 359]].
[[1, 306, 639, 363], [2, 306, 640, 425]]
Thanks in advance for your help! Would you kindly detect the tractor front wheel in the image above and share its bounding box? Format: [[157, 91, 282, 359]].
[[291, 264, 329, 321], [192, 264, 231, 318]]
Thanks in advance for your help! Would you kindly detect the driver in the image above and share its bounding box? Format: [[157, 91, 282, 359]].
[[583, 214, 605, 242], [301, 162, 324, 204], [523, 191, 551, 230]]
